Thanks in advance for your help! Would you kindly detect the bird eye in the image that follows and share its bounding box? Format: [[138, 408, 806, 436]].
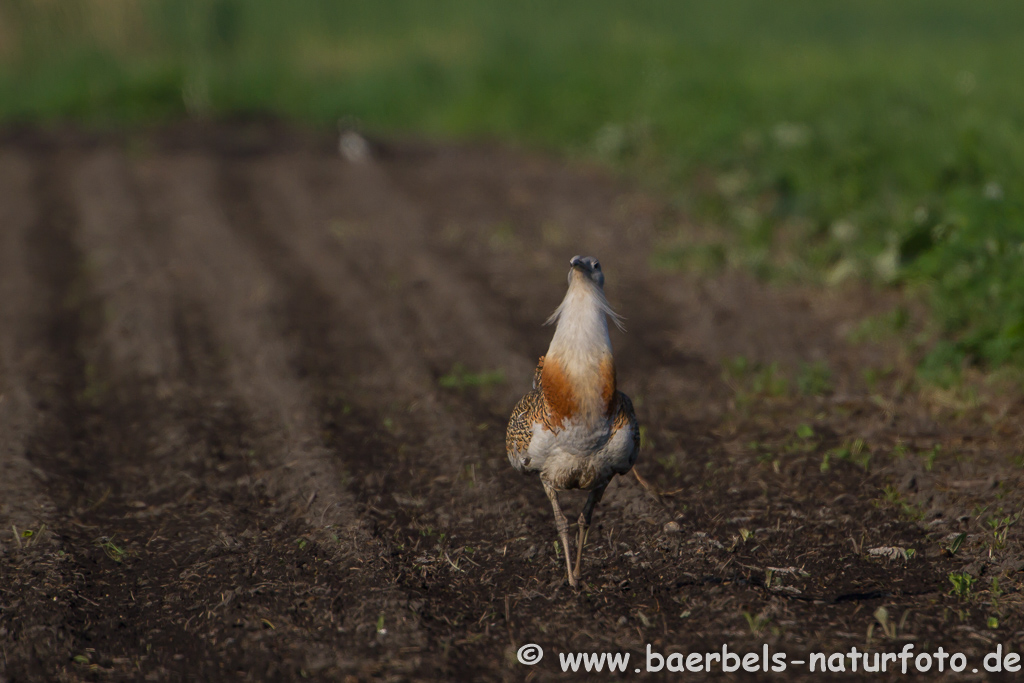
[[593, 261, 601, 270]]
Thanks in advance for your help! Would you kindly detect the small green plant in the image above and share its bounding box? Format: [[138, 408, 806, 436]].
[[822, 438, 870, 472], [12, 524, 47, 548], [97, 537, 125, 563], [796, 361, 832, 396], [920, 445, 941, 472], [723, 357, 791, 398], [796, 424, 814, 439], [946, 532, 967, 556], [847, 439, 870, 470], [879, 485, 925, 521], [882, 486, 902, 505], [1014, 451, 1024, 469], [656, 451, 683, 478], [438, 363, 505, 390], [890, 441, 908, 460], [639, 425, 654, 451], [949, 572, 977, 601], [743, 611, 769, 636], [986, 511, 1019, 550], [722, 357, 754, 407], [752, 362, 788, 396], [861, 366, 894, 392], [722, 356, 751, 387], [988, 577, 1004, 621]]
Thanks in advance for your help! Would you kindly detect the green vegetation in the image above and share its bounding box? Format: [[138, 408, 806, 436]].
[[796, 362, 832, 396], [96, 536, 126, 563], [722, 356, 790, 401], [9, 524, 46, 549], [986, 511, 1020, 551], [743, 611, 769, 636], [878, 484, 925, 521], [3, 1, 1023, 372], [946, 532, 966, 556], [438, 363, 504, 390], [948, 571, 977, 601], [821, 438, 871, 473]]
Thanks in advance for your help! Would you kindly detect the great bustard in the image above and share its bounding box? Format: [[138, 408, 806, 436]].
[[506, 256, 639, 587]]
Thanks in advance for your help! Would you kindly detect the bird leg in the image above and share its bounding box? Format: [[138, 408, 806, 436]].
[[573, 484, 607, 582], [543, 482, 577, 588]]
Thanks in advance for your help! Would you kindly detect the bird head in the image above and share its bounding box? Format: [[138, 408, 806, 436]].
[[568, 255, 604, 288], [547, 254, 623, 331]]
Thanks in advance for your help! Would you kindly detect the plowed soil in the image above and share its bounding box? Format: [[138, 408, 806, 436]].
[[2, 123, 1024, 682]]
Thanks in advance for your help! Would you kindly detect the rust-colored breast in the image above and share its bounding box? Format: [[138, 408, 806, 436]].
[[540, 357, 577, 425], [599, 356, 617, 417]]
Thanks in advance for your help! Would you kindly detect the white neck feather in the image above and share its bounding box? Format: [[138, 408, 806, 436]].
[[545, 277, 617, 376]]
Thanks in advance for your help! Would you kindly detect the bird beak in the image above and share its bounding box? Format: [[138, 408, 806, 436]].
[[569, 255, 586, 270]]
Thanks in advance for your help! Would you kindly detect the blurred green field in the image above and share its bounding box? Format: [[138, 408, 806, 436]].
[[3, 0, 1023, 376]]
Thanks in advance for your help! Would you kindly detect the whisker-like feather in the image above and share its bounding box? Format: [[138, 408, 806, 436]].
[[544, 280, 625, 331]]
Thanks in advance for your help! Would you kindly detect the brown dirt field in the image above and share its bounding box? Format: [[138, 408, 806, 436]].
[[2, 122, 1024, 682]]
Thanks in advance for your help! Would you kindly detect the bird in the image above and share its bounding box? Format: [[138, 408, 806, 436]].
[[506, 255, 639, 588]]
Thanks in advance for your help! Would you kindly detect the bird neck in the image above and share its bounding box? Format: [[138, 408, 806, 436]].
[[542, 279, 616, 424]]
